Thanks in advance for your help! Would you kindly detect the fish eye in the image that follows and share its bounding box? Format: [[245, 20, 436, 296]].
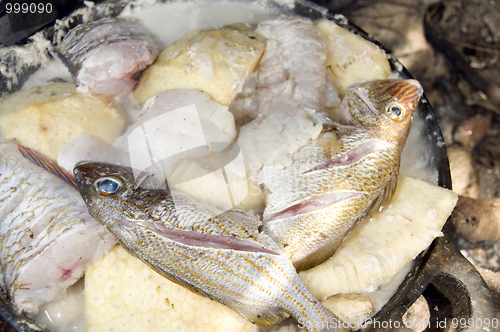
[[94, 177, 123, 195], [387, 102, 403, 117]]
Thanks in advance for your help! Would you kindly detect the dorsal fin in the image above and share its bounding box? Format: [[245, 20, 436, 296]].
[[17, 143, 77, 188]]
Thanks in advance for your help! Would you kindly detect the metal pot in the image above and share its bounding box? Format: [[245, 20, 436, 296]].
[[0, 0, 495, 330]]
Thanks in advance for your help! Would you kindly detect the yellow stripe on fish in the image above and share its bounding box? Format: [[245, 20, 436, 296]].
[[260, 79, 423, 271]]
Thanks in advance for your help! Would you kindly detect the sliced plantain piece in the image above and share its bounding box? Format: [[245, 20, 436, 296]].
[[316, 19, 391, 99], [0, 83, 125, 161], [133, 24, 266, 106], [85, 244, 258, 332]]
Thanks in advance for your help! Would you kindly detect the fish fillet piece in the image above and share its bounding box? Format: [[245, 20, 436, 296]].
[[299, 176, 458, 299], [133, 24, 266, 105], [0, 139, 116, 315], [74, 162, 339, 331], [57, 18, 158, 96], [232, 15, 340, 170], [0, 83, 126, 161], [85, 244, 259, 332], [261, 79, 423, 271], [33, 279, 85, 332], [113, 89, 237, 178], [59, 89, 238, 190]]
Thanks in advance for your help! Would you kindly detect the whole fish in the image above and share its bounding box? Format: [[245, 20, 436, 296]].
[[0, 139, 116, 315], [73, 162, 340, 331], [57, 18, 158, 96], [260, 79, 423, 271]]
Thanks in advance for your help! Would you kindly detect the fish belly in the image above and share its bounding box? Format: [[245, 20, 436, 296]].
[[261, 130, 399, 271]]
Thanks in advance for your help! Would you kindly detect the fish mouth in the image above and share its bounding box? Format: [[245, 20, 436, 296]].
[[73, 162, 99, 183], [73, 162, 97, 195], [407, 79, 424, 97], [400, 79, 424, 110]]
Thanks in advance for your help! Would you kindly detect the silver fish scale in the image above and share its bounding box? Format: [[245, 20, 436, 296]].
[[58, 18, 156, 75], [147, 193, 266, 244], [259, 78, 423, 272], [125, 225, 305, 320], [0, 140, 116, 314], [261, 129, 397, 213], [74, 162, 339, 331], [261, 128, 400, 271]]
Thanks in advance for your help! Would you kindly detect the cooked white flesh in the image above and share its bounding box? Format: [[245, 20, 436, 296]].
[[112, 89, 237, 179], [57, 18, 158, 96], [58, 89, 237, 181], [233, 15, 340, 170], [0, 139, 116, 315]]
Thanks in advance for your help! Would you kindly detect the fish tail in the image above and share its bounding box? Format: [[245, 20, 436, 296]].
[[286, 292, 340, 332], [17, 144, 77, 188], [277, 262, 340, 331]]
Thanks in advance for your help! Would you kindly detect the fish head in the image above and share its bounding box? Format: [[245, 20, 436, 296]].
[[345, 79, 423, 146], [73, 162, 165, 229]]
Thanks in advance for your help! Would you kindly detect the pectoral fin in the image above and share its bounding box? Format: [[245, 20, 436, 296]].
[[367, 174, 398, 217], [136, 220, 279, 255]]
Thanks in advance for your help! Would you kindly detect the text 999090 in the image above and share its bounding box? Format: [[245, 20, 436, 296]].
[[6, 2, 52, 14]]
